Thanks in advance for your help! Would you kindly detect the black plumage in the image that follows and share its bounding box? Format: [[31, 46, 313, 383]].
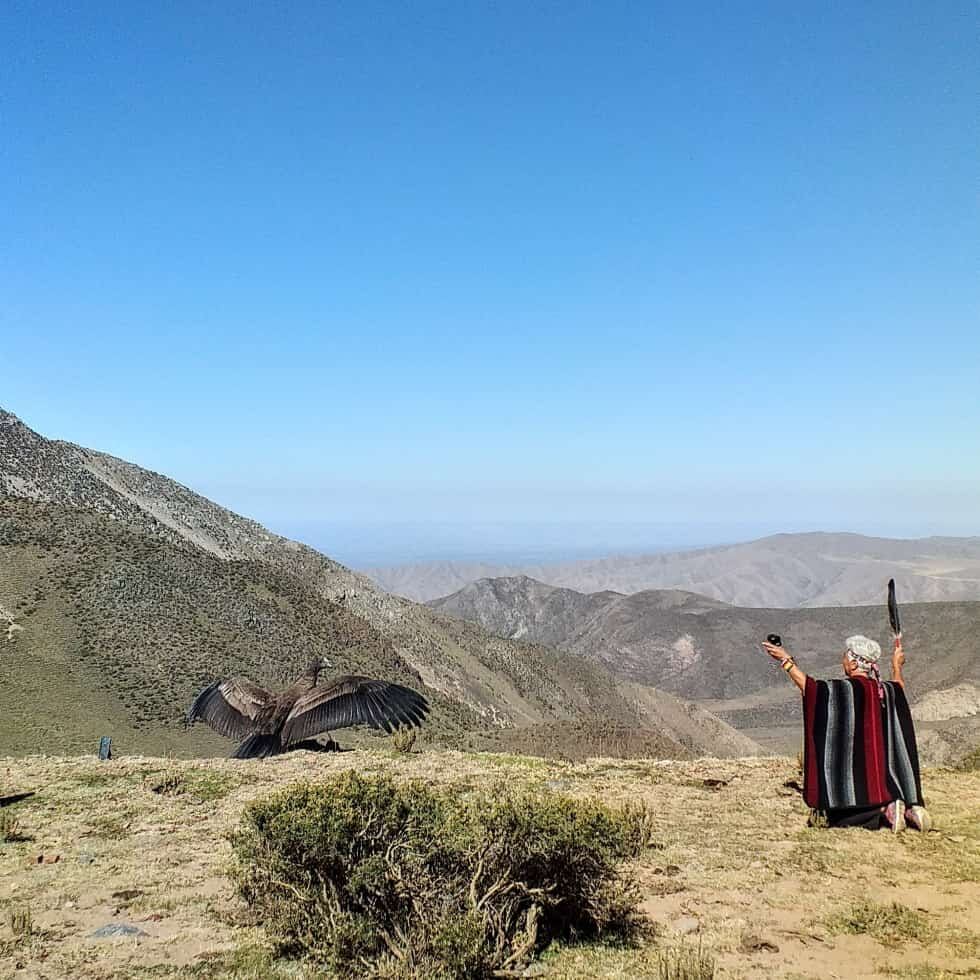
[[887, 578, 902, 638], [186, 658, 429, 758]]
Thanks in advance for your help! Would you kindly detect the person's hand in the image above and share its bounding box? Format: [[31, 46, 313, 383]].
[[892, 636, 905, 670], [762, 641, 788, 661]]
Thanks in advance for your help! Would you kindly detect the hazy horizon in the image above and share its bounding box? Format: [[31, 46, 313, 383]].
[[265, 518, 980, 570], [5, 404, 978, 567]]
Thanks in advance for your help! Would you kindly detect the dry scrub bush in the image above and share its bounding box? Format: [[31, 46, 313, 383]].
[[231, 772, 650, 979]]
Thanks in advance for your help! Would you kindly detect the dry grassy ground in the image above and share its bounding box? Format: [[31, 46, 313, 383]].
[[1, 752, 978, 979]]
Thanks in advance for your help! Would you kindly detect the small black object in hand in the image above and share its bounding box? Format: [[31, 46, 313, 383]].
[[766, 633, 782, 647]]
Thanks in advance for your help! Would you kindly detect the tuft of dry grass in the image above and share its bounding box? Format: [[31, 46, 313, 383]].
[[0, 810, 25, 843], [619, 799, 658, 851], [655, 941, 716, 979], [7, 906, 32, 941], [391, 727, 418, 754]]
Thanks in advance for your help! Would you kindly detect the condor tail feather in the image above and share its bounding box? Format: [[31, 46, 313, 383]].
[[231, 733, 282, 759]]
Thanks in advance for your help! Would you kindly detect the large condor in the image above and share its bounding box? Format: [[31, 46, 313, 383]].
[[187, 658, 429, 758]]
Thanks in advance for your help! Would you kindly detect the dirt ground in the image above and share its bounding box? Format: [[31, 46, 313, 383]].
[[1, 751, 978, 979]]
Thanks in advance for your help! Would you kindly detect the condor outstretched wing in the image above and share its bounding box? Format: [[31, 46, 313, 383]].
[[280, 676, 429, 746], [186, 677, 272, 739]]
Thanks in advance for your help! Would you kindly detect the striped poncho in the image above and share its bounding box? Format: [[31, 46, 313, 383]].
[[803, 676, 923, 811]]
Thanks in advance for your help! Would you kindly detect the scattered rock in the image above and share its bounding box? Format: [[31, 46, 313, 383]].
[[653, 864, 682, 876], [702, 778, 728, 789], [544, 780, 571, 792], [111, 888, 143, 902], [672, 915, 700, 935], [90, 923, 148, 939], [77, 851, 96, 865], [740, 934, 779, 953], [522, 965, 549, 978], [648, 879, 686, 897], [29, 852, 60, 866]]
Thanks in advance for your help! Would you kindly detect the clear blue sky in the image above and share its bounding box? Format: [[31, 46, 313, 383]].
[[3, 2, 978, 561]]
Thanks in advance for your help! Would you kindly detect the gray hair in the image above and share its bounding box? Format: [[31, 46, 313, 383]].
[[845, 634, 881, 667]]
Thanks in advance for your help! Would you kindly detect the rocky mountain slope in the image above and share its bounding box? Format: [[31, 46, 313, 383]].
[[372, 531, 980, 605], [0, 409, 757, 759], [430, 576, 980, 700], [430, 575, 980, 760]]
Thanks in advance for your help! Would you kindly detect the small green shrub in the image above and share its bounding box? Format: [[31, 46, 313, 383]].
[[831, 901, 931, 945], [74, 771, 117, 789], [145, 766, 244, 802], [958, 745, 980, 772], [189, 943, 300, 979], [185, 770, 245, 802], [231, 772, 648, 978], [148, 766, 185, 796], [85, 813, 131, 839]]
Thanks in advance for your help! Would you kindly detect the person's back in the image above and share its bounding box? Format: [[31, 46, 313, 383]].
[[762, 633, 931, 832]]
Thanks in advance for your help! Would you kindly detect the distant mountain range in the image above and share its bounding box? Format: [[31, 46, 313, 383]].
[[0, 409, 757, 761], [370, 532, 980, 605], [430, 575, 980, 762]]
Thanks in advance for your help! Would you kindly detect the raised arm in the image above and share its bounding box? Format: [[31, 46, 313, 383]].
[[891, 637, 906, 689], [762, 641, 807, 693]]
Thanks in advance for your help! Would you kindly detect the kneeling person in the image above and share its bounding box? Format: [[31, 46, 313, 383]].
[[762, 634, 931, 832]]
